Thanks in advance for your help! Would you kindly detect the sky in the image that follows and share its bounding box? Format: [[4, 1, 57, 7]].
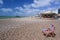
[[0, 0, 60, 16]]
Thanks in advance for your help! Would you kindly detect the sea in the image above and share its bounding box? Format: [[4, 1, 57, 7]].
[[0, 16, 25, 19]]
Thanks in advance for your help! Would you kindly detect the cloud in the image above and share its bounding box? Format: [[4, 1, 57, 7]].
[[0, 0, 59, 16], [0, 8, 16, 16], [15, 7, 23, 11], [31, 0, 52, 8], [0, 0, 3, 4], [14, 0, 60, 16], [1, 8, 13, 12], [31, 0, 60, 8], [54, 0, 60, 4], [15, 6, 40, 16]]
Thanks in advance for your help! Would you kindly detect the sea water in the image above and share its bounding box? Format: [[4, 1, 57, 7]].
[[0, 16, 25, 19]]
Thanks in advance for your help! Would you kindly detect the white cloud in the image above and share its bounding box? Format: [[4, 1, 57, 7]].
[[0, 0, 59, 16], [0, 0, 3, 4], [54, 0, 60, 4], [14, 0, 60, 16], [31, 0, 53, 8], [15, 6, 40, 16], [15, 7, 23, 11], [1, 8, 13, 12], [15, 4, 60, 16], [31, 0, 60, 8], [41, 7, 58, 14]]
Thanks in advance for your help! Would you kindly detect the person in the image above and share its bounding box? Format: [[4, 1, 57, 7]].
[[42, 24, 56, 37], [50, 24, 55, 32], [50, 24, 56, 37]]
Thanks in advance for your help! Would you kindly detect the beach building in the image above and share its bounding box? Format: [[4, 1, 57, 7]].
[[38, 11, 57, 19], [37, 9, 60, 19], [57, 9, 60, 17], [57, 9, 60, 20], [41, 13, 57, 18], [57, 14, 60, 18], [58, 9, 60, 13]]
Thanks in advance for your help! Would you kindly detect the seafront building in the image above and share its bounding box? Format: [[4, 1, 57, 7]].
[[58, 9, 60, 13], [57, 9, 60, 19], [38, 9, 60, 19], [57, 9, 60, 18], [38, 11, 57, 19]]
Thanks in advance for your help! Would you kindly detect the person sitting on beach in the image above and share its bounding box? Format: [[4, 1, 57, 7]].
[[50, 24, 56, 37], [50, 24, 55, 32], [42, 24, 56, 37]]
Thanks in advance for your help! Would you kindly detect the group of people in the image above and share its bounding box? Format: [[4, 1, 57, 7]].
[[42, 24, 56, 37]]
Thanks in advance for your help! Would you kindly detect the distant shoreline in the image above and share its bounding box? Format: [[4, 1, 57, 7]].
[[0, 16, 26, 19]]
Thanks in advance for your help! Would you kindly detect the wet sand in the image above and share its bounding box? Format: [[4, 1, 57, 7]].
[[0, 17, 60, 40]]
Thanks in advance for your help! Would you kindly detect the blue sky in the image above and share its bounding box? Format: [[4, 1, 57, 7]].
[[0, 0, 60, 16]]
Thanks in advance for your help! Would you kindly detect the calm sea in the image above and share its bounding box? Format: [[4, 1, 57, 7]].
[[0, 16, 25, 19]]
